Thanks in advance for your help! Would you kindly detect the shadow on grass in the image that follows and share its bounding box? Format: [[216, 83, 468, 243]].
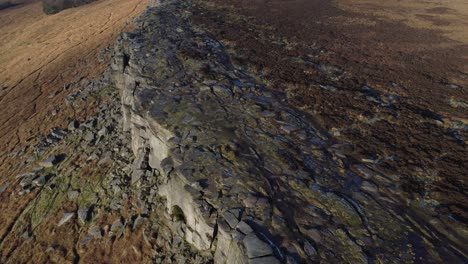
[[0, 1, 21, 10]]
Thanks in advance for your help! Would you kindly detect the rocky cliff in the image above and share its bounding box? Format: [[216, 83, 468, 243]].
[[109, 0, 467, 263], [1, 0, 465, 263]]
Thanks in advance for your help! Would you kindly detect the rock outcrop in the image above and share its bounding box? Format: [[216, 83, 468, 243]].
[[0, 0, 465, 263], [110, 0, 467, 263]]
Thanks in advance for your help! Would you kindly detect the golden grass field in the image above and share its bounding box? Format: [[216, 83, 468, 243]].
[[0, 0, 148, 158]]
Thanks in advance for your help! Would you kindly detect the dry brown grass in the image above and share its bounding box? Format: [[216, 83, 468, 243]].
[[335, 0, 468, 46], [0, 0, 148, 157], [0, 0, 148, 244]]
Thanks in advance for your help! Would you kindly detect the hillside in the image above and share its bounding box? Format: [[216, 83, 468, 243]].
[[0, 0, 148, 165], [0, 0, 467, 263]]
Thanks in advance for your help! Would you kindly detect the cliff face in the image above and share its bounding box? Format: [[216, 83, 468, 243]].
[[110, 0, 467, 263]]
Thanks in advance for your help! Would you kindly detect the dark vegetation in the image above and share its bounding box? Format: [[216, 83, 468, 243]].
[[42, 0, 96, 14], [0, 1, 19, 10]]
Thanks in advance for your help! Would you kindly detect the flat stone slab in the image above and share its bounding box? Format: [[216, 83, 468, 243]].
[[249, 256, 281, 264], [58, 213, 74, 227], [77, 207, 89, 224], [243, 233, 273, 259], [39, 156, 56, 168]]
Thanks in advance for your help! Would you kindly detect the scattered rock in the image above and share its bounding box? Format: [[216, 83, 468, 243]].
[[88, 225, 102, 239], [260, 111, 276, 118], [45, 247, 55, 253], [223, 211, 239, 228], [26, 156, 36, 163], [16, 169, 39, 179], [39, 156, 56, 168], [280, 125, 298, 134], [303, 240, 317, 257], [447, 83, 461, 89], [68, 120, 80, 131], [133, 215, 145, 230], [243, 233, 273, 258], [110, 219, 124, 238], [303, 228, 322, 243], [58, 213, 74, 227], [68, 190, 80, 199], [0, 184, 7, 195], [77, 207, 90, 224], [32, 176, 46, 187], [111, 219, 124, 233], [79, 235, 93, 246], [249, 256, 281, 264], [236, 221, 253, 235], [84, 131, 96, 142], [21, 231, 32, 240], [98, 127, 108, 137], [361, 181, 378, 193], [20, 177, 34, 187], [51, 129, 66, 139]]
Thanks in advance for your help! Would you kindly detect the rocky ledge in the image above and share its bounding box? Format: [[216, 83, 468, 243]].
[[109, 0, 466, 263]]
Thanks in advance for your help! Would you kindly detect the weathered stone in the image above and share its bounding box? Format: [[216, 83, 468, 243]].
[[39, 156, 56, 168], [303, 240, 317, 257], [77, 207, 90, 223], [21, 231, 32, 240], [132, 170, 145, 185], [217, 218, 231, 233], [68, 190, 80, 199], [110, 219, 124, 234], [16, 171, 38, 179], [20, 177, 34, 187], [244, 195, 258, 208], [243, 233, 273, 258], [133, 215, 145, 230], [361, 181, 378, 193], [223, 211, 239, 228], [303, 228, 322, 243], [51, 129, 66, 139], [98, 127, 108, 137], [248, 256, 281, 264], [231, 230, 245, 242], [88, 225, 102, 239], [68, 120, 79, 131], [79, 235, 93, 246], [260, 111, 276, 118], [26, 156, 36, 163], [98, 152, 112, 165], [58, 213, 74, 227], [236, 221, 253, 235], [280, 125, 298, 134], [32, 176, 46, 187], [84, 131, 95, 142], [0, 184, 7, 195]]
